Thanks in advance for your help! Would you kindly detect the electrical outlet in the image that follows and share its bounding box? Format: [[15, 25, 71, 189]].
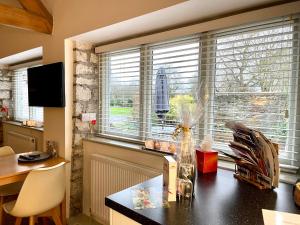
[[89, 113, 96, 121], [81, 113, 90, 122], [81, 113, 96, 122]]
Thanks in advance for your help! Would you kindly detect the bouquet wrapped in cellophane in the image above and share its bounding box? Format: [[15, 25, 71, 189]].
[[172, 83, 209, 198], [222, 121, 279, 189]]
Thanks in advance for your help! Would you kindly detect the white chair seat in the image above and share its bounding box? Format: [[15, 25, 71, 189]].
[[2, 200, 15, 214], [0, 182, 23, 197]]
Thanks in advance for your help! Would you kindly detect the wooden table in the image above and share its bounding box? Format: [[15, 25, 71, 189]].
[[0, 153, 68, 224]]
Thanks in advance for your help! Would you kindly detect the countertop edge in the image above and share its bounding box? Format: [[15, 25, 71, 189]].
[[105, 196, 161, 225]]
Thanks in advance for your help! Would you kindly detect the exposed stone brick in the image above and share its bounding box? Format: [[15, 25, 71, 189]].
[[76, 63, 93, 75], [75, 85, 91, 101], [76, 77, 96, 86], [73, 133, 82, 146], [74, 102, 83, 116], [90, 53, 98, 64], [75, 42, 93, 50], [75, 119, 90, 132], [74, 50, 88, 62], [71, 41, 98, 216], [87, 103, 97, 112], [0, 91, 10, 99], [0, 81, 11, 90], [72, 157, 83, 171]]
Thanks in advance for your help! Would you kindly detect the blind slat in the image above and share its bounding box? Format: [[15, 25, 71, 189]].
[[98, 15, 300, 167], [12, 68, 43, 122]]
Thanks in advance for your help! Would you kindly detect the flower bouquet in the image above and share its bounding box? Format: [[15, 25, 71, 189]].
[[172, 83, 209, 198]]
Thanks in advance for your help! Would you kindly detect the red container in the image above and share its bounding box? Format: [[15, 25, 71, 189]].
[[196, 149, 218, 173]]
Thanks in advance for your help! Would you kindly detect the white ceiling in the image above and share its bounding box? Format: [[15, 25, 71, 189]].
[[72, 0, 281, 44]]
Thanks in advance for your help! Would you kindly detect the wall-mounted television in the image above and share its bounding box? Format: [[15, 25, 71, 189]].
[[28, 62, 65, 107]]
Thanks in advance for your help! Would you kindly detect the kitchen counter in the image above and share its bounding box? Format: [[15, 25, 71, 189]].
[[105, 169, 300, 225]]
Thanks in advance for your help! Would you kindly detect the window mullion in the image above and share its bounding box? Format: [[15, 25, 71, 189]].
[[198, 34, 216, 140], [139, 45, 151, 140], [289, 18, 300, 167], [99, 54, 110, 134]]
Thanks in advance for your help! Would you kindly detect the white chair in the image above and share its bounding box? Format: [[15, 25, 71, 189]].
[[0, 146, 15, 156], [3, 162, 66, 225], [0, 146, 23, 225]]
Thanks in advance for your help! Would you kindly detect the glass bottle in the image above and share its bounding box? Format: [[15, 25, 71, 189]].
[[177, 127, 196, 198]]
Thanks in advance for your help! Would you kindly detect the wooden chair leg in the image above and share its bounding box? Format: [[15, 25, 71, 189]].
[[42, 217, 49, 225], [0, 196, 3, 225], [29, 216, 35, 225], [52, 208, 63, 225], [15, 217, 22, 225], [61, 197, 66, 225]]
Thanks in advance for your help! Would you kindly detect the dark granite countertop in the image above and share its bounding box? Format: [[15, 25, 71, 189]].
[[105, 169, 300, 225]]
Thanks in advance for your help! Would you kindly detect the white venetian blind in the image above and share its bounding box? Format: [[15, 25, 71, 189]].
[[99, 37, 200, 141], [99, 48, 141, 138], [204, 16, 300, 167], [98, 15, 300, 167], [12, 68, 44, 122], [148, 37, 200, 141]]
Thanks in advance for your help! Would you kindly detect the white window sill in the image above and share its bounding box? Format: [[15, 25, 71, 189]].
[[2, 120, 44, 132], [84, 136, 299, 185]]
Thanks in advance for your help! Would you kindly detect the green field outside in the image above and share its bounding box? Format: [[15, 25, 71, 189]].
[[110, 107, 133, 116]]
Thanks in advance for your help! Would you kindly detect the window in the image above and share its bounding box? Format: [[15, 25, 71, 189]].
[[100, 49, 140, 138], [98, 16, 300, 167], [99, 37, 200, 141], [210, 20, 298, 167], [13, 68, 43, 122]]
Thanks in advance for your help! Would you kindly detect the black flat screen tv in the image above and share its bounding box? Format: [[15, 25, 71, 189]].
[[28, 62, 65, 107]]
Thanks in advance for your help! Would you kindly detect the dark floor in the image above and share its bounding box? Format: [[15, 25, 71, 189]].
[[5, 214, 101, 225], [5, 216, 55, 225]]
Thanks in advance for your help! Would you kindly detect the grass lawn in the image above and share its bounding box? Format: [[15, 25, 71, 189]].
[[110, 107, 133, 116]]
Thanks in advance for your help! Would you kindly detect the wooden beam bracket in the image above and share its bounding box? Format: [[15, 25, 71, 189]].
[[0, 0, 52, 34]]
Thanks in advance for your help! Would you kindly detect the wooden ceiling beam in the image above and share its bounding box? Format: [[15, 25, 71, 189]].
[[0, 3, 52, 34], [17, 0, 52, 25]]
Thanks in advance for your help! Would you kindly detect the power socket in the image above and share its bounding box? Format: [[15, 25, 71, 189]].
[[81, 113, 96, 122]]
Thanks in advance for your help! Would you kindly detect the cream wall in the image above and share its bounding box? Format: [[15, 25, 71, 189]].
[[0, 0, 185, 217], [0, 0, 185, 159], [0, 0, 185, 59]]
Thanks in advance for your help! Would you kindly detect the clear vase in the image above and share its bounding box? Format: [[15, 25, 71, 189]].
[[177, 128, 196, 199]]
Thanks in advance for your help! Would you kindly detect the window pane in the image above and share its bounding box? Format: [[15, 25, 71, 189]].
[[13, 69, 29, 121], [103, 50, 140, 137], [30, 106, 43, 122], [149, 40, 200, 140], [13, 68, 44, 122], [213, 24, 296, 165]]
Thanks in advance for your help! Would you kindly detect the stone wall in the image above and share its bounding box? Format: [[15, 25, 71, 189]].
[[0, 66, 13, 118], [70, 41, 99, 215]]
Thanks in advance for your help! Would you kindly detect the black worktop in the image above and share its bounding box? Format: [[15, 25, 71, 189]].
[[105, 169, 300, 225]]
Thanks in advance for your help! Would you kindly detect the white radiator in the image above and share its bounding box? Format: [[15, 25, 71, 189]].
[[6, 131, 36, 153], [90, 154, 161, 225]]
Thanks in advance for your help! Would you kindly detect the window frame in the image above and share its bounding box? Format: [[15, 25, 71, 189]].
[[98, 17, 300, 168], [12, 66, 44, 123]]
